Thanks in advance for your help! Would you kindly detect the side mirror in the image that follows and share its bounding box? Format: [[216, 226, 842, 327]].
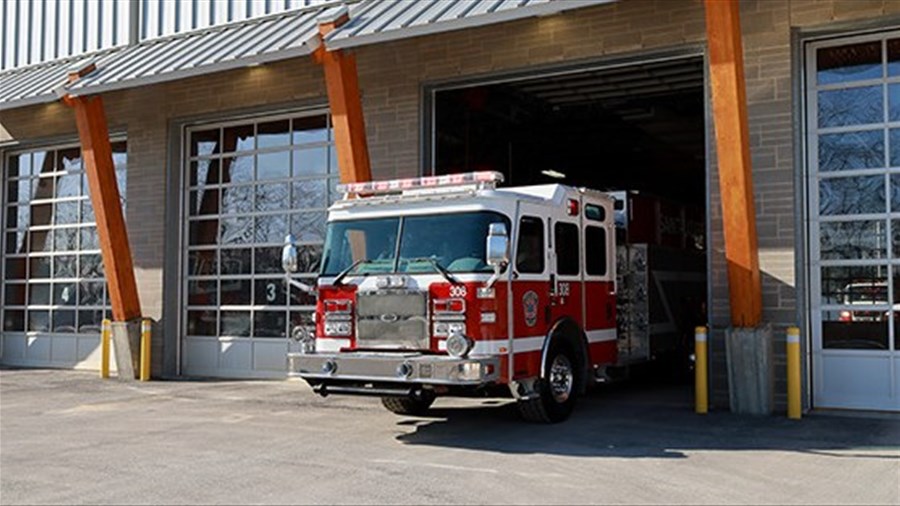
[[486, 223, 509, 267], [282, 234, 299, 273], [484, 223, 509, 290], [282, 234, 315, 295]]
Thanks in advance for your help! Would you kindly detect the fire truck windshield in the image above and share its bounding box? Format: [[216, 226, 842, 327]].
[[321, 211, 510, 277]]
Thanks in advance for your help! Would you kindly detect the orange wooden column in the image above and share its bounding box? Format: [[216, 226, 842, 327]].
[[314, 10, 372, 183], [705, 0, 762, 327], [62, 87, 142, 322]]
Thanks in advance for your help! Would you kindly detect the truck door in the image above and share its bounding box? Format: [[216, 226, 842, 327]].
[[510, 205, 551, 379], [582, 199, 617, 366], [549, 211, 584, 328]]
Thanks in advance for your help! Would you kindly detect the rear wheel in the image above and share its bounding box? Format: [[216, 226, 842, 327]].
[[518, 342, 581, 423], [381, 392, 436, 416]]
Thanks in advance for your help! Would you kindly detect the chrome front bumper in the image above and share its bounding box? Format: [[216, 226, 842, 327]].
[[288, 352, 500, 386]]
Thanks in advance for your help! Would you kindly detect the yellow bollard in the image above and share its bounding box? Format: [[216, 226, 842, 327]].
[[695, 326, 708, 414], [140, 319, 152, 382], [100, 319, 111, 379], [787, 326, 802, 420]]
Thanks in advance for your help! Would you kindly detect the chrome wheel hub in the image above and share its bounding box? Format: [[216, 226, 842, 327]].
[[549, 354, 573, 403]]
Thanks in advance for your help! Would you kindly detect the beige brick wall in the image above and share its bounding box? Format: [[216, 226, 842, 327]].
[[1, 0, 898, 396]]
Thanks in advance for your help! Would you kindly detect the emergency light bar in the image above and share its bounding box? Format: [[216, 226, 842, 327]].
[[336, 171, 504, 195]]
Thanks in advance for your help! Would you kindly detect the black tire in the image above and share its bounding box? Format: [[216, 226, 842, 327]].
[[517, 341, 581, 423], [380, 392, 436, 416]]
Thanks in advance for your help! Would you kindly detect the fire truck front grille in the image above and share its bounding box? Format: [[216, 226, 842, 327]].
[[356, 291, 429, 350]]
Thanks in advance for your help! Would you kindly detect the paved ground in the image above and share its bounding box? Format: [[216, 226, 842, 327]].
[[1, 368, 898, 505]]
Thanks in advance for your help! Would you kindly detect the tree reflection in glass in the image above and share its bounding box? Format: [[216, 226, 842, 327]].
[[819, 175, 884, 215]]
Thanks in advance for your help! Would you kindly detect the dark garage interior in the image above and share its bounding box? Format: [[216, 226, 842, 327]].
[[432, 57, 707, 209]]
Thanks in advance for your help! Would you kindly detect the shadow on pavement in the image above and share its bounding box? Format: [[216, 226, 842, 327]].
[[395, 380, 900, 460]]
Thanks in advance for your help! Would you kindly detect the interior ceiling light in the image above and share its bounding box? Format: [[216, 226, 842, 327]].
[[541, 170, 566, 179]]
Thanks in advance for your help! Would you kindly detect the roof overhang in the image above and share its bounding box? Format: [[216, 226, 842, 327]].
[[325, 0, 618, 50], [0, 0, 619, 111]]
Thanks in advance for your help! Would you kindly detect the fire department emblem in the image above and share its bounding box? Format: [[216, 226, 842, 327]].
[[522, 290, 539, 328]]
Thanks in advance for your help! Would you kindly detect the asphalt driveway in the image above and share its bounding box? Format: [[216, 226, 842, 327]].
[[1, 367, 897, 505]]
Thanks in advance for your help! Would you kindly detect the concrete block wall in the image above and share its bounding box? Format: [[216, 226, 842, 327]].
[[1, 0, 898, 404]]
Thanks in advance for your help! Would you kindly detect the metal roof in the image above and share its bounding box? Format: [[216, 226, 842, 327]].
[[65, 4, 330, 96], [0, 2, 338, 109], [325, 0, 616, 49], [0, 49, 126, 109], [0, 0, 616, 110]]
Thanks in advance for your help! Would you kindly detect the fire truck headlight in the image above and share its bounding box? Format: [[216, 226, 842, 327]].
[[434, 322, 466, 337], [446, 332, 473, 358], [292, 325, 316, 354], [324, 321, 352, 337]]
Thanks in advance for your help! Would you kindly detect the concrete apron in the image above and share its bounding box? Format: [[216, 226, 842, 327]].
[[725, 324, 774, 415], [111, 319, 143, 382]]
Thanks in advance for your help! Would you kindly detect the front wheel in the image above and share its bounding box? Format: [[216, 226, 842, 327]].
[[381, 392, 436, 416], [517, 343, 580, 423]]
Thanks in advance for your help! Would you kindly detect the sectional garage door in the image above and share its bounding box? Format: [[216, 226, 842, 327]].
[[807, 31, 900, 411], [181, 110, 339, 378], [1, 142, 126, 369]]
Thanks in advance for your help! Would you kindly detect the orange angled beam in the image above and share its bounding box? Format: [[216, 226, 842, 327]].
[[705, 0, 762, 327], [64, 93, 142, 322], [314, 13, 372, 183]]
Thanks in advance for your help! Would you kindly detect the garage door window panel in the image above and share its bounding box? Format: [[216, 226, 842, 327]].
[[819, 175, 886, 215], [221, 216, 254, 245], [254, 310, 286, 338], [257, 151, 291, 181], [257, 120, 290, 149], [223, 125, 254, 153], [818, 131, 885, 172], [292, 179, 328, 209], [819, 220, 890, 260], [818, 86, 883, 128], [221, 156, 254, 184], [190, 159, 220, 186], [292, 116, 328, 144], [191, 129, 221, 157], [4, 310, 25, 331], [817, 41, 882, 85], [822, 311, 889, 350]]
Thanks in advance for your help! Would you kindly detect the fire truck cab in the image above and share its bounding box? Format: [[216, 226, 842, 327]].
[[282, 171, 701, 423]]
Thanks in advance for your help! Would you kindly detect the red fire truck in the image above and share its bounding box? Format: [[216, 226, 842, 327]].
[[282, 171, 705, 423]]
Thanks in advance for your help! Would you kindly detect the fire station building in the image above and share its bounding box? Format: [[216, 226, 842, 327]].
[[1, 0, 899, 413]]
